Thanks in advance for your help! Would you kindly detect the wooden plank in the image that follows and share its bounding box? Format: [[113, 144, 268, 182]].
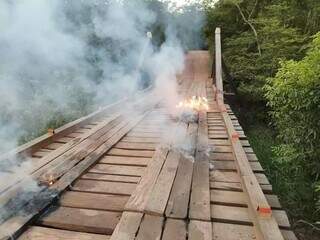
[[114, 142, 156, 150], [126, 132, 160, 138], [209, 135, 228, 139], [121, 136, 160, 143], [211, 160, 236, 171], [52, 111, 149, 193], [110, 212, 143, 240], [188, 220, 212, 240], [0, 116, 122, 207], [145, 150, 181, 215], [211, 204, 250, 224], [212, 222, 254, 240], [135, 215, 164, 240], [273, 210, 290, 228], [240, 140, 250, 147], [265, 194, 281, 209], [99, 156, 149, 166], [189, 152, 211, 221], [125, 147, 169, 212], [281, 230, 298, 240], [210, 152, 234, 161], [210, 181, 242, 192], [162, 219, 186, 240], [208, 139, 230, 146], [211, 204, 290, 228], [246, 154, 258, 161], [71, 179, 136, 196], [165, 155, 194, 218], [220, 109, 284, 240], [36, 116, 125, 184], [55, 136, 73, 143], [38, 206, 121, 234], [66, 132, 82, 138], [18, 226, 109, 240], [59, 191, 129, 211], [212, 145, 232, 153], [208, 125, 225, 129], [210, 190, 247, 207], [81, 173, 140, 184], [189, 110, 211, 221], [46, 142, 65, 150], [250, 161, 264, 172], [107, 148, 154, 158], [33, 149, 51, 156], [210, 170, 240, 183], [255, 173, 270, 185], [88, 164, 145, 177]]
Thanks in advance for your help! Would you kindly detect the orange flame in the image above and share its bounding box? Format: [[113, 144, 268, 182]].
[[176, 96, 209, 111]]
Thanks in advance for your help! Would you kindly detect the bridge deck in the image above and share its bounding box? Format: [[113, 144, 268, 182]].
[[0, 51, 296, 240]]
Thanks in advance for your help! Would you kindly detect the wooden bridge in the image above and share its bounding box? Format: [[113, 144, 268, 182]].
[[0, 28, 297, 240]]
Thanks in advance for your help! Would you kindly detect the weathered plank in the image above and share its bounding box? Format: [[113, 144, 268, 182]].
[[210, 152, 234, 161], [109, 212, 143, 240], [188, 220, 212, 240], [212, 222, 254, 240], [38, 206, 121, 234], [81, 173, 140, 184], [145, 150, 181, 215], [210, 170, 241, 183], [99, 156, 149, 166], [71, 179, 136, 196], [121, 136, 161, 143], [125, 148, 169, 212], [88, 164, 145, 177], [106, 148, 154, 158], [210, 181, 242, 192], [59, 191, 129, 211], [210, 190, 247, 207], [211, 204, 250, 224], [189, 152, 211, 221], [165, 155, 194, 218], [18, 226, 109, 240], [114, 142, 156, 150], [135, 215, 164, 240], [162, 219, 187, 240]]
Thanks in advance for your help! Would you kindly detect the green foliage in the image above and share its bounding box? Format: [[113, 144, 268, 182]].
[[265, 33, 320, 220], [204, 0, 320, 229], [205, 0, 307, 107]]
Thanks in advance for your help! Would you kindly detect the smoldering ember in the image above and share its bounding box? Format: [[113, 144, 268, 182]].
[[0, 1, 319, 240]]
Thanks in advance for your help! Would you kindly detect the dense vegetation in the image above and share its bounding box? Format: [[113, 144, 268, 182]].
[[204, 0, 320, 237]]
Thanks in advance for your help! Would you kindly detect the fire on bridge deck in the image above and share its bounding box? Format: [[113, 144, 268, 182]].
[[0, 49, 297, 240]]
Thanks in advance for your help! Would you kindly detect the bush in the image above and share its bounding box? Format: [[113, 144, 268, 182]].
[[265, 32, 320, 220]]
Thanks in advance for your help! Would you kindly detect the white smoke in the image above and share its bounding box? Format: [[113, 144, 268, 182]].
[[0, 0, 204, 227]]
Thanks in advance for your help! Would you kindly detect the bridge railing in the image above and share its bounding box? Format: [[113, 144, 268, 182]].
[[214, 27, 285, 240], [214, 27, 224, 106]]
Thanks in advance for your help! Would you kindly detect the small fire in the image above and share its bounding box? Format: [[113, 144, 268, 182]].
[[176, 96, 209, 111], [39, 173, 56, 187]]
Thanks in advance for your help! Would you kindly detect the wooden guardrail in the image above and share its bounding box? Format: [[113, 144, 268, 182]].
[[215, 27, 224, 105], [214, 27, 285, 240]]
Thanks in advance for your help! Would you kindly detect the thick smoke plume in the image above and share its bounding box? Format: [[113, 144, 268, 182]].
[[0, 0, 205, 227]]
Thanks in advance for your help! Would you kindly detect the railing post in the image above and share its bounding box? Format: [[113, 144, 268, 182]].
[[215, 27, 224, 105]]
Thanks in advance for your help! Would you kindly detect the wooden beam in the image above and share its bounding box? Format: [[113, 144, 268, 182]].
[[215, 27, 224, 104], [220, 109, 284, 240], [110, 212, 143, 240]]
